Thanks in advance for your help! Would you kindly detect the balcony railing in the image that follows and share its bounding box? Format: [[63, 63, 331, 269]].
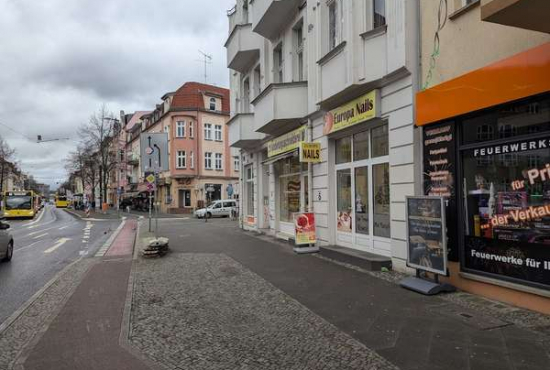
[[225, 24, 261, 73], [252, 0, 301, 40]]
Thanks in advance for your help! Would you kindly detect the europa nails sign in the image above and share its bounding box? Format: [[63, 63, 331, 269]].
[[324, 90, 380, 135]]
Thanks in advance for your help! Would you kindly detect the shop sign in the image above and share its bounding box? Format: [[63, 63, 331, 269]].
[[406, 196, 448, 276], [294, 213, 316, 245], [267, 126, 306, 158], [323, 90, 379, 135], [472, 137, 550, 157], [299, 142, 321, 163]]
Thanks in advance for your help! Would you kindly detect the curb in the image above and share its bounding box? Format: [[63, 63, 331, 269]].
[[95, 219, 127, 257], [119, 220, 166, 370], [63, 208, 122, 222], [0, 256, 88, 336]]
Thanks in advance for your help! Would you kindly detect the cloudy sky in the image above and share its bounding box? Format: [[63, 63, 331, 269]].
[[0, 0, 234, 188]]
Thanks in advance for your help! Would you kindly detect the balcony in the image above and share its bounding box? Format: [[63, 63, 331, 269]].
[[252, 0, 301, 40], [251, 82, 308, 135], [225, 24, 262, 73], [228, 113, 265, 149], [126, 152, 139, 165], [481, 0, 550, 33]]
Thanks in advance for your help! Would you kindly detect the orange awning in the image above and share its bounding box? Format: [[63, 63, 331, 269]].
[[417, 42, 550, 126]]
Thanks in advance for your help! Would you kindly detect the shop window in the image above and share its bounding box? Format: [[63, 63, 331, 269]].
[[276, 156, 303, 223], [373, 163, 390, 237], [353, 131, 369, 161], [371, 124, 389, 157], [337, 169, 352, 232], [355, 167, 369, 234], [462, 98, 550, 145], [246, 165, 254, 216], [336, 136, 352, 164]]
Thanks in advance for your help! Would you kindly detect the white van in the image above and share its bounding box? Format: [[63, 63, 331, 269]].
[[194, 200, 237, 218]]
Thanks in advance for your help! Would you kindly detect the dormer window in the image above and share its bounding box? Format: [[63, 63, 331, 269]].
[[209, 97, 216, 111]]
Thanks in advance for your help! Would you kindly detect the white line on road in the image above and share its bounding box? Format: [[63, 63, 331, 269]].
[[24, 207, 47, 226], [15, 240, 41, 252], [58, 226, 69, 230], [32, 233, 49, 240], [44, 238, 71, 254]]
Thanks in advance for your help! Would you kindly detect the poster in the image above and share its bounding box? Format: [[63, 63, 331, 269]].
[[422, 121, 458, 262], [406, 196, 448, 275], [294, 213, 316, 245]]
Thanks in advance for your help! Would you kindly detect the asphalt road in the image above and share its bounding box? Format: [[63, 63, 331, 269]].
[[0, 204, 121, 326]]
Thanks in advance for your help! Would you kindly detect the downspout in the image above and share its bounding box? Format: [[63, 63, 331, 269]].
[[307, 119, 313, 213]]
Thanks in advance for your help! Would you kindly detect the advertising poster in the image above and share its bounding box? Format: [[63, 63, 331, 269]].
[[406, 196, 447, 275], [422, 121, 458, 262], [294, 213, 316, 245]]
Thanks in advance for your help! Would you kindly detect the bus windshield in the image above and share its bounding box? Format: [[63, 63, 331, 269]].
[[6, 195, 32, 210], [57, 196, 67, 202]]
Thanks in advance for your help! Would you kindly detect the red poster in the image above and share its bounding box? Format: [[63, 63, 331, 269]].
[[294, 213, 316, 245]]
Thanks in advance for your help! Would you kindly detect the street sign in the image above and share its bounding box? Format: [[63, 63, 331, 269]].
[[140, 133, 169, 173], [147, 183, 156, 192], [146, 174, 156, 184]]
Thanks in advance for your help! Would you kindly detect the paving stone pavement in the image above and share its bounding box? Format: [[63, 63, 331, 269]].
[[0, 258, 96, 370], [130, 253, 398, 370]]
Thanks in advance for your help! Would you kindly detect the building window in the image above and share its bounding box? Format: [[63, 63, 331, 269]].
[[215, 153, 223, 170], [176, 151, 186, 169], [209, 97, 216, 111], [190, 151, 194, 169], [205, 152, 212, 169], [234, 156, 240, 171], [293, 20, 304, 82], [214, 125, 222, 141], [275, 156, 305, 223], [373, 0, 386, 29], [273, 43, 283, 83], [335, 124, 390, 237], [253, 65, 261, 98], [176, 121, 186, 138], [204, 123, 212, 140], [328, 0, 342, 51], [189, 122, 194, 138], [246, 165, 254, 216]]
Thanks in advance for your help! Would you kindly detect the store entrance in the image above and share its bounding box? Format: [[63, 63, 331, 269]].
[[334, 125, 391, 256], [275, 155, 307, 236]]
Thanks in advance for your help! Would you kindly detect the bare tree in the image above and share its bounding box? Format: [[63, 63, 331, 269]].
[[65, 142, 99, 206], [78, 105, 119, 206], [0, 135, 16, 192]]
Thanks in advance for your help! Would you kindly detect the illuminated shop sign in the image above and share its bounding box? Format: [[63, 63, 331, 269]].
[[323, 90, 380, 135], [473, 138, 550, 157]]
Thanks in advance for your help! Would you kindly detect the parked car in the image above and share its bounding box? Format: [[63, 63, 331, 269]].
[[0, 219, 13, 262], [194, 200, 237, 218]]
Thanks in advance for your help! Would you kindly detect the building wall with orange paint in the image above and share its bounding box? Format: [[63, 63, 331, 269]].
[[420, 1, 550, 90]]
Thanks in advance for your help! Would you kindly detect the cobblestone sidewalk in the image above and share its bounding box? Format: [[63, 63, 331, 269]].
[[130, 253, 398, 370]]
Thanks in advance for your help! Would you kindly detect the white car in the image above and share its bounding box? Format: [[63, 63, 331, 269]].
[[0, 219, 13, 262], [195, 200, 237, 218]]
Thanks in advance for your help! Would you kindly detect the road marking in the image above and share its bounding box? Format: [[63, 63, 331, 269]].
[[15, 240, 41, 252], [95, 220, 126, 257], [24, 207, 47, 226], [58, 226, 69, 230], [44, 238, 71, 254], [32, 233, 49, 240]]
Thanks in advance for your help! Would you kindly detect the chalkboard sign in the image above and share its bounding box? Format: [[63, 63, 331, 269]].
[[406, 196, 448, 276]]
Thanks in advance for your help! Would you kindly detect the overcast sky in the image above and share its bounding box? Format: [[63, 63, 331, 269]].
[[0, 0, 234, 188]]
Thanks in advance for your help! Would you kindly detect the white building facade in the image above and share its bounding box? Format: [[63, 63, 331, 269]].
[[226, 0, 419, 271]]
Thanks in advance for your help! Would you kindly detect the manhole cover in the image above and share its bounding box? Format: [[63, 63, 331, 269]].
[[429, 304, 511, 330]]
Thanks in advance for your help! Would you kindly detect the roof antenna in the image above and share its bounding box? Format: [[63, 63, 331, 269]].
[[196, 50, 212, 84]]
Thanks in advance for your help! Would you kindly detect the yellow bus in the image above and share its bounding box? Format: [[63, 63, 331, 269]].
[[55, 195, 69, 208], [3, 191, 36, 219]]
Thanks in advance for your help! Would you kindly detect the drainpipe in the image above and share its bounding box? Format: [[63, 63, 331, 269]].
[[308, 119, 313, 213]]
